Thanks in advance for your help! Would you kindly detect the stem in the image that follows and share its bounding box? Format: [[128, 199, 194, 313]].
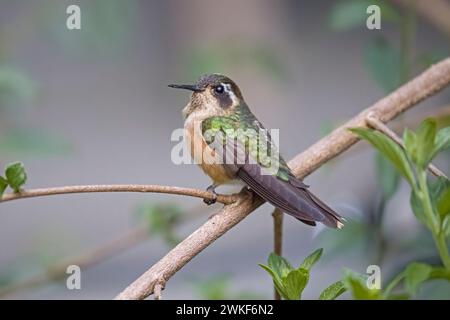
[[383, 271, 406, 298], [272, 209, 283, 300], [418, 171, 450, 269], [435, 231, 450, 270], [417, 171, 439, 233]]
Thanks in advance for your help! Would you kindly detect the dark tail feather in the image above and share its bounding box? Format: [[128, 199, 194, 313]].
[[236, 164, 344, 228], [298, 188, 344, 229]]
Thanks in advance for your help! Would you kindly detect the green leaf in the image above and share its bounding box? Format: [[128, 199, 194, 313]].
[[319, 280, 347, 300], [343, 270, 381, 300], [330, 0, 370, 31], [443, 216, 450, 237], [350, 127, 415, 185], [268, 253, 294, 279], [0, 176, 8, 197], [190, 275, 231, 300], [428, 177, 450, 219], [365, 37, 402, 92], [415, 119, 438, 168], [330, 0, 400, 31], [5, 162, 27, 192], [136, 203, 182, 246], [410, 189, 431, 228], [404, 263, 432, 295], [375, 152, 401, 201], [386, 293, 411, 300], [282, 268, 309, 300], [259, 253, 294, 300], [433, 126, 450, 157], [300, 248, 323, 271], [259, 264, 288, 299], [403, 128, 417, 163]]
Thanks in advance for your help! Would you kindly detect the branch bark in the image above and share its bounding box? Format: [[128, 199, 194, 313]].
[[0, 184, 238, 205], [115, 58, 450, 300]]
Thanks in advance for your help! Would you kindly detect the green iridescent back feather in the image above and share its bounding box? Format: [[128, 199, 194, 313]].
[[201, 103, 292, 182]]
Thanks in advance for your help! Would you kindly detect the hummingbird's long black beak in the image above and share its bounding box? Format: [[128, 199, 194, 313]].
[[168, 84, 203, 92]]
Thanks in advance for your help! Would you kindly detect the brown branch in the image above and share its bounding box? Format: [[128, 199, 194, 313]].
[[272, 208, 283, 300], [0, 184, 238, 205], [366, 114, 448, 178], [115, 58, 450, 300]]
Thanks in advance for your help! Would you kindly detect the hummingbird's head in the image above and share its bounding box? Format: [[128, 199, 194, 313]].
[[169, 74, 244, 119]]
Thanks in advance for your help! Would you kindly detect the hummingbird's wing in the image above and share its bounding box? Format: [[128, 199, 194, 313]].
[[201, 114, 344, 229]]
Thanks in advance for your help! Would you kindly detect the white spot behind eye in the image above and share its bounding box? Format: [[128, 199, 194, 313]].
[[222, 83, 238, 105]]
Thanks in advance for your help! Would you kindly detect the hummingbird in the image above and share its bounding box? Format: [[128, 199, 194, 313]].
[[169, 74, 343, 228]]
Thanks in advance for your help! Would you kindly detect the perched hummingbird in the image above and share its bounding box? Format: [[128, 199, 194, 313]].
[[169, 74, 343, 228]]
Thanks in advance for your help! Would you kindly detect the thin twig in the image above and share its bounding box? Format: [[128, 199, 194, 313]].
[[115, 58, 450, 300], [153, 281, 164, 300], [366, 114, 448, 178], [0, 184, 238, 205], [272, 208, 283, 300]]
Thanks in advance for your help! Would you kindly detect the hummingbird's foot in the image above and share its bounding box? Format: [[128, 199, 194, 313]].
[[240, 186, 255, 202], [203, 184, 218, 205]]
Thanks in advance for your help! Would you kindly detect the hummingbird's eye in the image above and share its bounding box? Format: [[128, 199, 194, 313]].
[[214, 85, 225, 94]]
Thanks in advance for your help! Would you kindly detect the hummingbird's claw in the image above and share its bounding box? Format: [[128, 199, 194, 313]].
[[203, 184, 218, 205], [203, 197, 217, 205]]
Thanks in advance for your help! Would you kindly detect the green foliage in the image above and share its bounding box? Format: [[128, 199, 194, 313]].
[[260, 249, 343, 300], [0, 128, 72, 156], [365, 37, 402, 92], [0, 66, 36, 109], [435, 127, 450, 158], [329, 0, 400, 31], [136, 203, 182, 246], [189, 275, 263, 300], [300, 248, 323, 271], [383, 262, 450, 298], [403, 119, 438, 169], [349, 127, 415, 185], [0, 176, 8, 197], [429, 177, 450, 220], [352, 118, 450, 296], [342, 270, 381, 299], [0, 162, 27, 195], [319, 280, 347, 300], [403, 263, 432, 295], [5, 162, 27, 192], [191, 275, 232, 300], [259, 252, 310, 300]]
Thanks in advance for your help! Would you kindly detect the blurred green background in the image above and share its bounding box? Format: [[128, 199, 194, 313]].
[[0, 0, 449, 299]]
